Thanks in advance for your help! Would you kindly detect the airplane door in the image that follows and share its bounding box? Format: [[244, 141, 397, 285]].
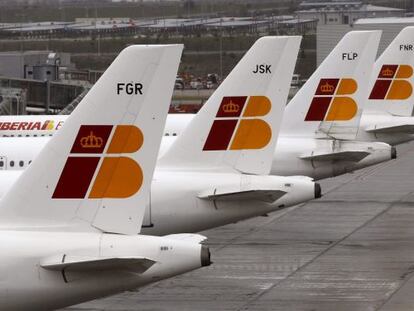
[[0, 157, 7, 170]]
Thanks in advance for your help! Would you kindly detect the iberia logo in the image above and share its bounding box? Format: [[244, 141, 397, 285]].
[[52, 125, 143, 199], [369, 64, 413, 100], [0, 120, 63, 131], [305, 78, 358, 121], [203, 96, 272, 151]]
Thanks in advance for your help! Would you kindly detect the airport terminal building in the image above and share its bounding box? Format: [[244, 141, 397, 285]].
[[317, 17, 414, 65], [301, 0, 411, 65]]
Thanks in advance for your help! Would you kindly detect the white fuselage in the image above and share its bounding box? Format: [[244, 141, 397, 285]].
[[0, 230, 206, 310], [356, 111, 414, 145], [143, 170, 317, 234], [269, 136, 393, 179], [0, 168, 318, 236], [0, 117, 322, 237], [158, 114, 396, 180], [160, 134, 393, 180], [0, 114, 395, 180]]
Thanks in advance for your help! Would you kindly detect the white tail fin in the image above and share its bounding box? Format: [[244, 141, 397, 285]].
[[0, 44, 183, 235], [159, 36, 301, 175], [281, 31, 381, 139], [365, 26, 414, 117]]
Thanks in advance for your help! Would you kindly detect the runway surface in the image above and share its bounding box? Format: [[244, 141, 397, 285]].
[[64, 141, 414, 311]]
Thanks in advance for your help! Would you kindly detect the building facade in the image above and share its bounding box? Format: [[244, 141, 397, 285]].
[[317, 17, 414, 65]]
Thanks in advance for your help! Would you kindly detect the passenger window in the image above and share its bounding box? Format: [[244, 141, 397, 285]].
[[18, 134, 21, 137], [34, 135, 37, 137], [28, 160, 32, 165], [173, 133, 177, 136], [19, 161, 24, 167], [10, 161, 14, 167], [25, 135, 29, 137], [165, 133, 169, 136], [0, 161, 4, 167]]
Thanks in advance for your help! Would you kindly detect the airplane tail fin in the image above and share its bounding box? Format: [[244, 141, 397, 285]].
[[0, 44, 183, 235], [366, 26, 414, 117], [159, 36, 302, 175], [282, 30, 381, 140]]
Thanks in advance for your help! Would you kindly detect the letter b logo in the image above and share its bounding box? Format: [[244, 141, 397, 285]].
[[369, 64, 413, 100], [53, 125, 143, 199], [305, 78, 358, 121], [203, 96, 272, 151]]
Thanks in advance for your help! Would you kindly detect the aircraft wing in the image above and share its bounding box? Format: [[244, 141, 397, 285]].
[[300, 150, 370, 162], [198, 187, 286, 203], [365, 123, 414, 134], [40, 255, 155, 273]]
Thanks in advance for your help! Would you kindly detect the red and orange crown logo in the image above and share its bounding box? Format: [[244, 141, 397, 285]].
[[305, 78, 358, 122], [53, 125, 143, 199], [80, 131, 103, 149], [320, 82, 335, 93], [370, 64, 413, 100], [381, 67, 394, 77], [222, 100, 240, 113], [204, 96, 272, 151]]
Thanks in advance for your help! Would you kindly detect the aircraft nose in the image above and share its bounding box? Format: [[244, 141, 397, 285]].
[[201, 245, 212, 267], [314, 183, 322, 199], [391, 146, 397, 159]]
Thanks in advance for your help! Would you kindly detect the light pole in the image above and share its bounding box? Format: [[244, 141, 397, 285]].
[[219, 19, 223, 79]]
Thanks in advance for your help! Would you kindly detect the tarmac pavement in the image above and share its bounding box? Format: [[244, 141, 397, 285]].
[[64, 140, 414, 311]]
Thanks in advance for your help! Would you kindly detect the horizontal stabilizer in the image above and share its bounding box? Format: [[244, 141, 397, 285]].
[[300, 150, 369, 162], [198, 187, 286, 203], [41, 255, 155, 273], [163, 233, 207, 244], [365, 123, 414, 134]]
